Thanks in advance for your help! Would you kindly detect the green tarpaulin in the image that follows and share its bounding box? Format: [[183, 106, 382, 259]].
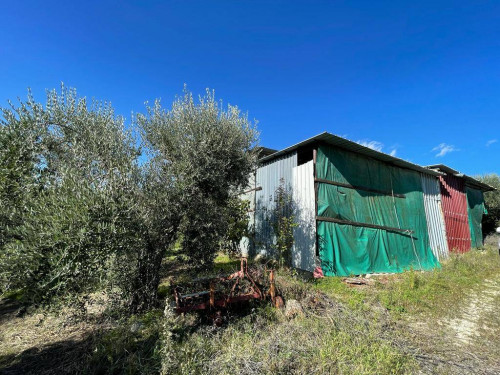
[[466, 187, 486, 248], [316, 145, 439, 276]]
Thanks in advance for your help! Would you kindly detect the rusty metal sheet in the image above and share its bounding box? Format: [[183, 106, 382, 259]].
[[438, 174, 471, 253]]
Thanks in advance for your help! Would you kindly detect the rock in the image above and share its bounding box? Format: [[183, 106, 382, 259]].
[[130, 321, 143, 333], [164, 297, 176, 319], [284, 299, 304, 318]]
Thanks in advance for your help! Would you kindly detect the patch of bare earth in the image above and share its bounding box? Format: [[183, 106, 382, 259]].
[[447, 278, 500, 345], [408, 276, 500, 374]]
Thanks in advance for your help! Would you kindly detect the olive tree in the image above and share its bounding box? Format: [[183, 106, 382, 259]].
[[1, 85, 258, 312], [0, 86, 143, 305], [0, 92, 46, 251], [137, 88, 258, 269]]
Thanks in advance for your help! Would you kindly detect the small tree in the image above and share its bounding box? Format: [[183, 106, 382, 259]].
[[269, 179, 296, 268]]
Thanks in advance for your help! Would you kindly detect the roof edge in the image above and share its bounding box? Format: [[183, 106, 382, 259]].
[[259, 132, 443, 177], [426, 164, 495, 191]]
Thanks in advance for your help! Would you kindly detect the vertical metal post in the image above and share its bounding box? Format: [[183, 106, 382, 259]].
[[269, 270, 276, 303], [209, 281, 215, 308]]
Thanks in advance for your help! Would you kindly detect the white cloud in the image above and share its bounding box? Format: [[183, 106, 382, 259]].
[[432, 143, 458, 157], [356, 139, 400, 157], [357, 140, 383, 152], [486, 139, 498, 147]]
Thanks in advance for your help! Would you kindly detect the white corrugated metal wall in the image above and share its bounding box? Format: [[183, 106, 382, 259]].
[[292, 160, 316, 271], [254, 152, 298, 255], [421, 174, 449, 260]]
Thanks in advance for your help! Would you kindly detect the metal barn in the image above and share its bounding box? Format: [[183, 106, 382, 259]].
[[241, 133, 492, 276], [427, 165, 492, 253]]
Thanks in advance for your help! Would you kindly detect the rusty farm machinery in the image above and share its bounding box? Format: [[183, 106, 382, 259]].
[[171, 258, 283, 319]]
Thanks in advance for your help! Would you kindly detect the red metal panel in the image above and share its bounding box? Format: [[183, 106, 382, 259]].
[[438, 175, 471, 253]]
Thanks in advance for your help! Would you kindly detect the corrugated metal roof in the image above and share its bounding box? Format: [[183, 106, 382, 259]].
[[259, 132, 443, 176], [256, 146, 278, 158], [427, 164, 495, 192], [426, 164, 459, 175], [459, 174, 495, 192]]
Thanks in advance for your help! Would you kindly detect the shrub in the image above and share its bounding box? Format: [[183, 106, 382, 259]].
[[477, 174, 500, 235]]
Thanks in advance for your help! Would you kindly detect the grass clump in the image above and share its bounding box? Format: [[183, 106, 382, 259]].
[[84, 310, 164, 375], [311, 246, 500, 317], [315, 276, 368, 310], [376, 246, 499, 315], [161, 305, 415, 375]]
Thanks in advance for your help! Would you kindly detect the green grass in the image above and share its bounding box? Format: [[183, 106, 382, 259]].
[[212, 253, 241, 273], [315, 276, 368, 310], [0, 289, 24, 301], [315, 246, 500, 317], [376, 247, 499, 316]]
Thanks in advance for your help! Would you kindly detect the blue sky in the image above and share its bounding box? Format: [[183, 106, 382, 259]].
[[1, 0, 499, 175]]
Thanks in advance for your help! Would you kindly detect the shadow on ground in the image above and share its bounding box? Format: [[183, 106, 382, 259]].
[[0, 334, 95, 375]]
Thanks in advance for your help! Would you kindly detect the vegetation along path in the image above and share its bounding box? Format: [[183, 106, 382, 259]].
[[1, 247, 500, 374]]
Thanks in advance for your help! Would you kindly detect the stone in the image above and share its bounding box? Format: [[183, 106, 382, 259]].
[[284, 299, 304, 318]]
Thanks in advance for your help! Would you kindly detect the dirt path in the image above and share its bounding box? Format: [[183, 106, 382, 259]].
[[409, 275, 500, 374], [447, 277, 500, 345]]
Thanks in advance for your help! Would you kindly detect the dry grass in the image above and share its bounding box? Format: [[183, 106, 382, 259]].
[[0, 299, 99, 374]]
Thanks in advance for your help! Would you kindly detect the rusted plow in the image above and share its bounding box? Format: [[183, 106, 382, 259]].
[[172, 258, 283, 315]]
